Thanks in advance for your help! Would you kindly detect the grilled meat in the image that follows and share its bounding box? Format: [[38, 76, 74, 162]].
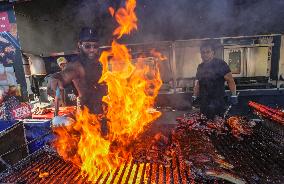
[[227, 116, 252, 140]]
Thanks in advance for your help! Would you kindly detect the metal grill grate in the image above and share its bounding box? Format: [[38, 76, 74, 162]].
[[211, 124, 284, 184], [0, 122, 283, 184], [0, 149, 230, 184]]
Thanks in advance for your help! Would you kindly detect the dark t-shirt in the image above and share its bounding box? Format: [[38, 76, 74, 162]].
[[196, 58, 231, 117]]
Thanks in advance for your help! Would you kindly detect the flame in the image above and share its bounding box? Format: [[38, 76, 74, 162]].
[[112, 0, 138, 38], [150, 48, 167, 61], [99, 40, 162, 140], [109, 7, 115, 17], [53, 0, 164, 182]]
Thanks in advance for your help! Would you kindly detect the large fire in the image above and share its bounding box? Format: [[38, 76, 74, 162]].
[[53, 0, 163, 181]]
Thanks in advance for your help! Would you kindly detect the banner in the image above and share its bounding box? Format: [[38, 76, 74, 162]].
[[0, 5, 19, 66], [0, 4, 27, 98], [0, 11, 11, 32]]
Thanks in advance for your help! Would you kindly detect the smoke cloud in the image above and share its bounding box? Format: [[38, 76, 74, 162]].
[[13, 0, 284, 54], [14, 0, 116, 55], [132, 0, 284, 42]]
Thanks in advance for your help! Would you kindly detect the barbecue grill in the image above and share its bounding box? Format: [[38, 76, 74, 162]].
[[0, 118, 283, 184], [211, 122, 284, 184], [0, 147, 234, 184]]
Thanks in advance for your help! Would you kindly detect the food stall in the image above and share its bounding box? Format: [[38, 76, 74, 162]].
[[0, 0, 283, 183]]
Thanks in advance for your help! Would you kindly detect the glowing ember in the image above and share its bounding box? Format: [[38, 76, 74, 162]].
[[38, 172, 49, 178], [53, 0, 164, 181]]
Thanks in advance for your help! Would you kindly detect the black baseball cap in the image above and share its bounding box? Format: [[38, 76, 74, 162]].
[[79, 27, 99, 42]]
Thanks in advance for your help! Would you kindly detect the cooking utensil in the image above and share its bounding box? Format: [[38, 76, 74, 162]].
[[54, 87, 60, 117], [224, 92, 240, 118]]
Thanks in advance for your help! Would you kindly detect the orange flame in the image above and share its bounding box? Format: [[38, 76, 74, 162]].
[[109, 7, 115, 17], [150, 48, 167, 61], [53, 0, 164, 181], [112, 0, 138, 38], [100, 40, 162, 139]]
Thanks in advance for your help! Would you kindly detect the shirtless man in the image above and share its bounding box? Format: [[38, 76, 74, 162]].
[[48, 27, 106, 114]]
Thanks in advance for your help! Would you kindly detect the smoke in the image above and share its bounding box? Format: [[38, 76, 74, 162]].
[[59, 0, 115, 32], [14, 0, 116, 55], [14, 0, 284, 54], [131, 0, 284, 43], [57, 0, 116, 45], [233, 0, 284, 35]]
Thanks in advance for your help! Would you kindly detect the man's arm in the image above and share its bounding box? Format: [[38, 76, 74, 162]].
[[224, 72, 236, 96], [193, 80, 200, 97], [47, 62, 81, 97]]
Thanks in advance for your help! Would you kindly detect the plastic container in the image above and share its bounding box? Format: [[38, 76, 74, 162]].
[[0, 120, 17, 132], [23, 120, 54, 153]]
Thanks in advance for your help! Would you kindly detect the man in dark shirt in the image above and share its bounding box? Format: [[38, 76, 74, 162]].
[[193, 41, 237, 119]]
